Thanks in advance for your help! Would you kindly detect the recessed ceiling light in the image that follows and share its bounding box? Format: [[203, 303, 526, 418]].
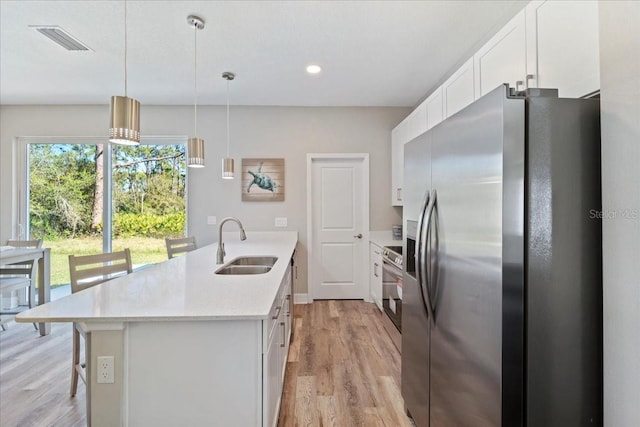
[[306, 64, 322, 75]]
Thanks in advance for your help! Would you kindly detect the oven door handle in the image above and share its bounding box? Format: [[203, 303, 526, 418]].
[[382, 261, 402, 278]]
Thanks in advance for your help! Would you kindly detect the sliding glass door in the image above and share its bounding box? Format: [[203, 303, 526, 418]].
[[111, 143, 187, 267], [18, 137, 187, 287]]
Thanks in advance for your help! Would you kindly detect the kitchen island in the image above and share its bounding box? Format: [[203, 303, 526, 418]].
[[16, 231, 297, 427]]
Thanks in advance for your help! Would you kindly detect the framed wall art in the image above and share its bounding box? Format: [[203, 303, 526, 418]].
[[242, 158, 285, 201]]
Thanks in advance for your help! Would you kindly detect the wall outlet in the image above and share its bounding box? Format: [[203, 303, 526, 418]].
[[275, 217, 288, 227], [97, 356, 115, 384], [207, 216, 217, 225]]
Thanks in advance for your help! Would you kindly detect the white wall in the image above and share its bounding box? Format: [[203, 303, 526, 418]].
[[599, 1, 640, 426], [0, 104, 407, 294]]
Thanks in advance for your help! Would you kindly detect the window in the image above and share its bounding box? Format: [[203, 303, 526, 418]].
[[16, 137, 187, 287]]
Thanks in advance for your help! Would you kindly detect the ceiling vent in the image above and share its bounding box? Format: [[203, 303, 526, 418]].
[[30, 26, 91, 51]]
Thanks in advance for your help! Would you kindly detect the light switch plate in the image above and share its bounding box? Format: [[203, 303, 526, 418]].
[[207, 216, 217, 225], [275, 217, 288, 227]]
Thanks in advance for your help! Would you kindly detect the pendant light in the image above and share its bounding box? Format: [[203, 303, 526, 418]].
[[222, 72, 235, 179], [109, 0, 141, 145], [186, 15, 205, 168]]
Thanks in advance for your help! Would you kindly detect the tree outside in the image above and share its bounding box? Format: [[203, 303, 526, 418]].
[[28, 142, 187, 286]]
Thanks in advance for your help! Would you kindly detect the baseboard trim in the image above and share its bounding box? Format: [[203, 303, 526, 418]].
[[294, 293, 309, 304]]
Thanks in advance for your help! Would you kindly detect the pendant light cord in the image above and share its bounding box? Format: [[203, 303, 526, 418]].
[[193, 25, 198, 136], [124, 0, 128, 97], [226, 79, 230, 157]]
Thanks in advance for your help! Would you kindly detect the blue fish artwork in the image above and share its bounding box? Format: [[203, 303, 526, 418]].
[[247, 162, 277, 193]]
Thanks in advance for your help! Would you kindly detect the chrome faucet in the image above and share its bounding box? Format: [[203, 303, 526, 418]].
[[217, 217, 247, 264]]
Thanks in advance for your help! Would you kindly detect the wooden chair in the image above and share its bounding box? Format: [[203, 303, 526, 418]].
[[0, 239, 43, 331], [165, 236, 197, 259], [68, 249, 132, 403]]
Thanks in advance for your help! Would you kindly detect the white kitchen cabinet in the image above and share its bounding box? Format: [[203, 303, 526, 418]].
[[280, 265, 292, 379], [443, 57, 475, 118], [425, 87, 443, 130], [391, 122, 407, 206], [391, 100, 428, 206], [369, 242, 383, 311], [265, 317, 281, 427], [526, 0, 600, 98], [408, 100, 428, 141], [263, 263, 292, 427], [283, 271, 292, 354], [472, 1, 599, 99], [474, 10, 527, 98], [390, 0, 600, 212]]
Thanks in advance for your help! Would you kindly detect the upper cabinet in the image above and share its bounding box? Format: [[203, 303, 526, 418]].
[[409, 101, 428, 141], [442, 57, 475, 118], [473, 1, 599, 98], [391, 121, 408, 206], [474, 10, 527, 98], [391, 100, 429, 206], [390, 0, 600, 206], [425, 87, 443, 131], [526, 0, 600, 98]]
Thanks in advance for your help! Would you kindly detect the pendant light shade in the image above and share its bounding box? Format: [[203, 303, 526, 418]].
[[222, 71, 235, 179], [109, 0, 140, 145], [109, 95, 140, 145], [188, 137, 205, 168], [222, 157, 234, 179], [187, 15, 205, 168]]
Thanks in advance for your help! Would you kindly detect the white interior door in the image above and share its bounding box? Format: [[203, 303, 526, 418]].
[[308, 155, 369, 300]]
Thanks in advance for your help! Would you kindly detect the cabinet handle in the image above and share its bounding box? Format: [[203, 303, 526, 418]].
[[374, 262, 379, 278], [272, 306, 282, 320], [515, 80, 524, 91], [280, 322, 286, 347], [525, 74, 535, 90], [397, 188, 402, 201]]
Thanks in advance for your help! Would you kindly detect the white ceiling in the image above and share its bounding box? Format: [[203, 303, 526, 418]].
[[0, 0, 527, 107]]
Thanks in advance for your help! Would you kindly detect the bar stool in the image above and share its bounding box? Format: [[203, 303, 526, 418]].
[[165, 236, 197, 259], [68, 248, 133, 414]]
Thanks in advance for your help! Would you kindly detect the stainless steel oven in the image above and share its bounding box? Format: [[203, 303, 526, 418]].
[[381, 245, 403, 351]]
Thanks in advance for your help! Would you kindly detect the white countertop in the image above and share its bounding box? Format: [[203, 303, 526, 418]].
[[369, 230, 401, 248], [16, 231, 298, 323]]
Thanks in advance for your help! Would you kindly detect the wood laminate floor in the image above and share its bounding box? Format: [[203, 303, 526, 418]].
[[0, 300, 411, 426], [278, 300, 411, 427], [0, 322, 86, 426]]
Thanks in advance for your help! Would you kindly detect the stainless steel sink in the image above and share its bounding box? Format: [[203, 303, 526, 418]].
[[215, 256, 278, 275], [228, 256, 278, 267], [216, 256, 278, 275], [215, 265, 272, 275]]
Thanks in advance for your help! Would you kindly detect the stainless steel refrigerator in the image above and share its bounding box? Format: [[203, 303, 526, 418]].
[[402, 85, 602, 426]]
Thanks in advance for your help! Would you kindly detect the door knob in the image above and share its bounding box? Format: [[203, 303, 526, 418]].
[[354, 233, 363, 239]]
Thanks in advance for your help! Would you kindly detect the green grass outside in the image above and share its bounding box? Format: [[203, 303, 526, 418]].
[[45, 236, 167, 287]]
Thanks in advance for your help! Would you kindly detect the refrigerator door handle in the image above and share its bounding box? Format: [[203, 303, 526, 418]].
[[428, 190, 439, 325], [422, 189, 437, 326], [415, 190, 431, 317]]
